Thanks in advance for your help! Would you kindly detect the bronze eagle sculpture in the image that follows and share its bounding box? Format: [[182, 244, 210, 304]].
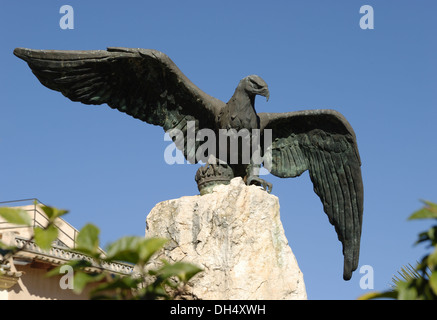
[[14, 47, 363, 280]]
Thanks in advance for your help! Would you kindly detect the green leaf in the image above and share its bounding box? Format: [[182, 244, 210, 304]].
[[143, 283, 168, 300], [138, 238, 168, 264], [409, 201, 437, 220], [428, 227, 437, 244], [357, 290, 397, 300], [430, 272, 437, 295], [0, 207, 32, 226], [34, 225, 58, 251], [156, 261, 203, 283], [397, 281, 418, 300], [105, 236, 167, 265], [105, 236, 142, 264], [427, 248, 437, 269], [424, 201, 437, 211], [73, 271, 104, 295], [41, 205, 68, 222], [415, 231, 431, 245], [75, 224, 100, 257]]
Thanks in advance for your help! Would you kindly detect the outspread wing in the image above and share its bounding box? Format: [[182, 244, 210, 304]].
[[259, 109, 363, 280], [14, 47, 225, 163]]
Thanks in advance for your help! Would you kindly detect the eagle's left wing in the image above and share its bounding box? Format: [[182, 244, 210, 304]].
[[259, 109, 363, 280], [14, 47, 225, 163]]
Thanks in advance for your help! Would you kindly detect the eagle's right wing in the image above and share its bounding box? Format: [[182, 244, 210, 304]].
[[259, 109, 363, 280], [14, 47, 225, 163]]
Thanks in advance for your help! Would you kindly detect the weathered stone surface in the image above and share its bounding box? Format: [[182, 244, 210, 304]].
[[145, 177, 307, 300]]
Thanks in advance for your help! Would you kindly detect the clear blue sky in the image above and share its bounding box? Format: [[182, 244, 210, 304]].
[[1, 1, 436, 300]]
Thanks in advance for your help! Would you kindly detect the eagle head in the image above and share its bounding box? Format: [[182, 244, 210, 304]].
[[242, 75, 270, 101]]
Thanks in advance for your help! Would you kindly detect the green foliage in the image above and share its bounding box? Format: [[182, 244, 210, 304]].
[[63, 229, 203, 300], [359, 200, 437, 300], [0, 203, 202, 300]]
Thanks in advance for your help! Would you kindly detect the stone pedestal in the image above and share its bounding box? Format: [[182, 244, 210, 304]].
[[145, 177, 307, 300]]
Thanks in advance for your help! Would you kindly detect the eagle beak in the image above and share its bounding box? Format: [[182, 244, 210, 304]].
[[263, 88, 270, 102]]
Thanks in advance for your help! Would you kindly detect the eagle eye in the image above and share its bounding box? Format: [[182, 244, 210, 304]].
[[249, 78, 262, 89]]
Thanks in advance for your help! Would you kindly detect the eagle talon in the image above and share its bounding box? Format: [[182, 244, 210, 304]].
[[247, 176, 272, 193]]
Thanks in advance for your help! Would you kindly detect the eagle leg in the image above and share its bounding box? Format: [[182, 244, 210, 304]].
[[246, 163, 273, 193]]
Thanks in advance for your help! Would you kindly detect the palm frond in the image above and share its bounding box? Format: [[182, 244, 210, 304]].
[[390, 262, 431, 289]]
